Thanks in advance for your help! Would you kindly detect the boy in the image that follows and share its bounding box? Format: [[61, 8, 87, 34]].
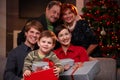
[[23, 30, 64, 77]]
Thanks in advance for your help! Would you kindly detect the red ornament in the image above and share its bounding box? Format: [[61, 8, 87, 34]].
[[106, 21, 111, 26], [112, 36, 115, 39], [99, 41, 103, 46], [95, 10, 100, 14]]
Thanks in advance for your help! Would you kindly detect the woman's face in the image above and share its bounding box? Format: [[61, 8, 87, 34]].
[[57, 28, 71, 46], [62, 9, 76, 24]]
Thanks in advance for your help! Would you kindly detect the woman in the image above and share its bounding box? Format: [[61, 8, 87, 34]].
[[60, 3, 101, 57]]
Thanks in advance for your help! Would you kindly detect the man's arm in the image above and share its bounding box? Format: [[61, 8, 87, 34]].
[[87, 44, 98, 55], [4, 51, 22, 80]]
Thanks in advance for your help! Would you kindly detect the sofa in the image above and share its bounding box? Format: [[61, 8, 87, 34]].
[[95, 58, 117, 80]]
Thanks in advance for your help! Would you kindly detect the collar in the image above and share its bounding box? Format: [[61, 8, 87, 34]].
[[59, 44, 74, 53], [21, 43, 34, 52], [46, 18, 52, 25]]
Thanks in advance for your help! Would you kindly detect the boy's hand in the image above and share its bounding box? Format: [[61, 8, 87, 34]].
[[23, 70, 31, 76], [53, 66, 60, 77]]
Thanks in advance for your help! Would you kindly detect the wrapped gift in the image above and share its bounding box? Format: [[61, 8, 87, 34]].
[[32, 61, 49, 72], [24, 68, 58, 80], [60, 60, 100, 80], [24, 61, 58, 80], [60, 58, 74, 67]]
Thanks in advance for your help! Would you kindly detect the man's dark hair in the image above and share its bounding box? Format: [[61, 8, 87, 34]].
[[47, 1, 62, 10]]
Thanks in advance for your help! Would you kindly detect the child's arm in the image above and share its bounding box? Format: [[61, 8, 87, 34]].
[[23, 51, 34, 76], [50, 52, 64, 74]]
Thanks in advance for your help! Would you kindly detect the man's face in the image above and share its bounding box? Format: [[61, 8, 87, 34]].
[[25, 27, 41, 46], [46, 5, 61, 23]]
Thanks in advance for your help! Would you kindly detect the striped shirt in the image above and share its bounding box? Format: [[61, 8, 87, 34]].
[[23, 50, 64, 73]]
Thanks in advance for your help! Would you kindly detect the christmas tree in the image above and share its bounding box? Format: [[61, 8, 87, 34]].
[[81, 0, 120, 58]]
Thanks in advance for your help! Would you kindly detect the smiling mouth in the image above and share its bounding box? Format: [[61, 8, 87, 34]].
[[43, 47, 48, 49], [63, 39, 69, 43]]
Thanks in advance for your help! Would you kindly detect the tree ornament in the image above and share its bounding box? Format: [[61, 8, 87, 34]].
[[82, 0, 120, 59], [100, 27, 106, 36]]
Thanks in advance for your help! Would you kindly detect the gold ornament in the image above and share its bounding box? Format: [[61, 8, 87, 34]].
[[100, 27, 106, 36]]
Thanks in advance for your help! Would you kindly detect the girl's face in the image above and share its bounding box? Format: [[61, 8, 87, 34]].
[[57, 29, 71, 46], [62, 9, 76, 24], [37, 37, 54, 54]]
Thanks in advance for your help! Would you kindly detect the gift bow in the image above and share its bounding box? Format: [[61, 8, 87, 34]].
[[43, 58, 55, 68]]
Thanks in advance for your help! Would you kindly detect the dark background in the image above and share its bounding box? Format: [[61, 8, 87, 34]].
[[19, 0, 76, 18]]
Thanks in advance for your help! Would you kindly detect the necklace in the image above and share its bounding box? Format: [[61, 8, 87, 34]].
[[67, 21, 76, 32]]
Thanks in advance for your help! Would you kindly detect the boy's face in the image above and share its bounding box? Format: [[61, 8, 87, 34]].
[[37, 37, 54, 54], [46, 5, 61, 23], [57, 29, 71, 46], [25, 27, 41, 46]]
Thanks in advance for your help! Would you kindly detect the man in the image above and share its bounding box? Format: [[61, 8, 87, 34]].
[[4, 20, 43, 80], [17, 1, 62, 45]]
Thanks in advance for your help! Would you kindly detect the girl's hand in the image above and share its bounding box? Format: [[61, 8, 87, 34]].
[[64, 64, 70, 70], [21, 78, 24, 80], [53, 66, 61, 77], [73, 62, 83, 69], [23, 70, 31, 76]]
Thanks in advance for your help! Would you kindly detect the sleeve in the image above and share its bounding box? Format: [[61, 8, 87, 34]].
[[81, 20, 98, 44], [23, 51, 34, 72], [79, 47, 89, 62], [3, 51, 21, 80], [50, 52, 64, 73]]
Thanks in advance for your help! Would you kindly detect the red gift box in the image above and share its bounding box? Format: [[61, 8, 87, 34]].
[[24, 68, 58, 80]]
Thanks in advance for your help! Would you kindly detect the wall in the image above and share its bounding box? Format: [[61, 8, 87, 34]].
[[6, 0, 27, 56], [0, 0, 6, 79], [0, 0, 6, 57]]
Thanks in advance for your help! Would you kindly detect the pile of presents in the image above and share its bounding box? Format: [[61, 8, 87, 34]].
[[24, 59, 100, 80]]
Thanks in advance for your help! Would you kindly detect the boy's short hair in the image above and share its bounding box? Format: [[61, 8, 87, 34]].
[[25, 20, 43, 32], [39, 30, 57, 45]]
